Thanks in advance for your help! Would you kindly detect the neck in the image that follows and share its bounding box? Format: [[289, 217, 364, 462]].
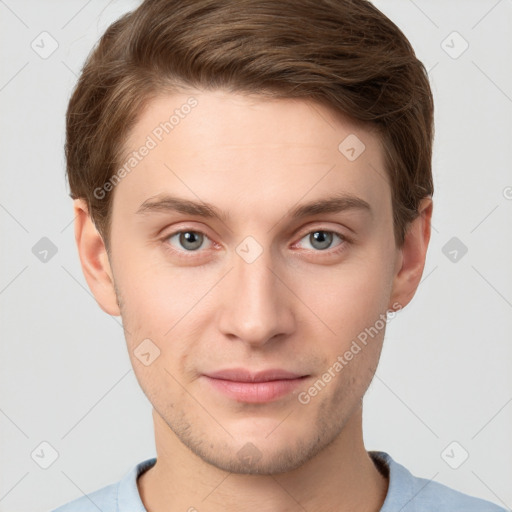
[[138, 406, 388, 512]]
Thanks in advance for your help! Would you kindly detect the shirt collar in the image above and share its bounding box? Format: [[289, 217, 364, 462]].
[[118, 451, 404, 512]]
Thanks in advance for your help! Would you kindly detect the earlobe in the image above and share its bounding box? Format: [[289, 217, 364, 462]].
[[388, 197, 433, 310], [73, 199, 121, 316]]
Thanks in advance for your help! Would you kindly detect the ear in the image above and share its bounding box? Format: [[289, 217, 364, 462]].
[[73, 198, 121, 316], [388, 197, 433, 310]]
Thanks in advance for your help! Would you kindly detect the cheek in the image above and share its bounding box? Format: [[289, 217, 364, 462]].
[[114, 255, 217, 384], [291, 253, 393, 343], [112, 242, 192, 330]]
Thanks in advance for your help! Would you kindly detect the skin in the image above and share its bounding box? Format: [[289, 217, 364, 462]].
[[74, 89, 432, 512]]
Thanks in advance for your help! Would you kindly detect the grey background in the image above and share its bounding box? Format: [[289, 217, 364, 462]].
[[0, 1, 511, 511]]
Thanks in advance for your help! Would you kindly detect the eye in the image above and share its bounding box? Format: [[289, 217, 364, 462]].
[[162, 227, 348, 257], [165, 230, 212, 252], [296, 230, 346, 252]]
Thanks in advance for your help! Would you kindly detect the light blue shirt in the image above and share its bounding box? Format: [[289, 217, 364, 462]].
[[51, 451, 508, 511]]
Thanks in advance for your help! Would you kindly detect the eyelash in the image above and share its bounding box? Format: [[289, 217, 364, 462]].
[[161, 227, 351, 258]]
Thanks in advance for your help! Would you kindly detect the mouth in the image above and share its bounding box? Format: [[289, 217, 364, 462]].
[[202, 368, 310, 403]]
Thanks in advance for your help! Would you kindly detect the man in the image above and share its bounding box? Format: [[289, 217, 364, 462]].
[[53, 0, 507, 510]]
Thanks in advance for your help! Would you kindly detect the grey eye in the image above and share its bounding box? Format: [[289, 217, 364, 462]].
[[299, 230, 343, 251], [309, 231, 333, 250], [170, 231, 206, 251]]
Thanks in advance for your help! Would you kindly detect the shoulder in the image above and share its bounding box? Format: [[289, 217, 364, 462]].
[[49, 458, 157, 512], [370, 451, 508, 512], [50, 482, 118, 512]]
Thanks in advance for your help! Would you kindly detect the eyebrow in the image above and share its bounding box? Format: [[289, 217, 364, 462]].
[[136, 192, 372, 223]]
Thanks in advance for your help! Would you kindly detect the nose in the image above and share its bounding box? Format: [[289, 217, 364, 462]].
[[216, 245, 296, 347]]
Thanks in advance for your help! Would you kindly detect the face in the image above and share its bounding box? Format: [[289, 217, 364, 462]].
[[100, 90, 404, 474]]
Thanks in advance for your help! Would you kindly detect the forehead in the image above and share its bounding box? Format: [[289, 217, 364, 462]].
[[113, 89, 390, 222]]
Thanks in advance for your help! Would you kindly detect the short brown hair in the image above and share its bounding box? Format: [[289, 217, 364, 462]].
[[66, 0, 434, 249]]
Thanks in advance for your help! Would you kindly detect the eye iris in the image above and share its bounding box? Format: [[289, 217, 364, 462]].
[[310, 231, 333, 250], [180, 231, 203, 251]]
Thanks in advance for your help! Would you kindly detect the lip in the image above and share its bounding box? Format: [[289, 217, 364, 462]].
[[205, 368, 306, 382], [202, 368, 309, 403]]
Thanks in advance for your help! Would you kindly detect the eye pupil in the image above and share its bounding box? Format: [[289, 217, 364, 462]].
[[180, 231, 203, 250], [310, 231, 333, 250]]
